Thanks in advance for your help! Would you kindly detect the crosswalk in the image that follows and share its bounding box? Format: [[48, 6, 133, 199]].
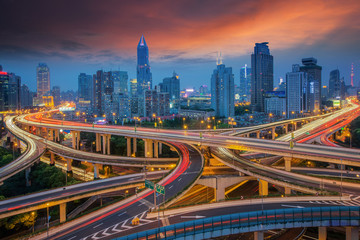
[[309, 195, 360, 207], [81, 211, 155, 240]]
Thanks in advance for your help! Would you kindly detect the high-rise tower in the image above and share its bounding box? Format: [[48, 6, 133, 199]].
[[251, 42, 274, 112], [136, 35, 152, 95], [351, 63, 354, 87], [36, 63, 50, 97]]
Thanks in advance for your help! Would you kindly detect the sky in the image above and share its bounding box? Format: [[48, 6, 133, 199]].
[[1, 0, 360, 92]]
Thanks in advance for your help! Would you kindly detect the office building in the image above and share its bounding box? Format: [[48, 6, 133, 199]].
[[251, 42, 274, 112], [211, 62, 235, 118], [112, 71, 128, 95], [102, 71, 114, 119], [51, 86, 61, 106], [300, 58, 322, 113], [78, 73, 93, 101], [240, 64, 251, 102], [8, 73, 21, 110], [36, 63, 50, 97], [0, 71, 10, 111], [130, 78, 137, 97], [93, 70, 103, 116], [264, 91, 286, 116], [21, 84, 34, 108], [144, 88, 170, 117], [159, 72, 180, 114], [328, 69, 340, 99], [137, 35, 152, 95], [286, 64, 307, 118]]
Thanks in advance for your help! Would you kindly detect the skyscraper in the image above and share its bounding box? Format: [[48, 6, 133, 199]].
[[300, 58, 322, 113], [240, 64, 251, 102], [159, 72, 180, 113], [0, 71, 10, 111], [211, 62, 234, 118], [78, 73, 93, 101], [251, 42, 274, 112], [21, 84, 33, 108], [8, 73, 21, 110], [328, 69, 340, 99], [137, 35, 152, 95], [112, 71, 128, 95], [130, 78, 137, 97], [51, 86, 61, 106], [36, 63, 50, 97], [286, 64, 307, 118], [144, 88, 170, 117], [93, 70, 103, 116]]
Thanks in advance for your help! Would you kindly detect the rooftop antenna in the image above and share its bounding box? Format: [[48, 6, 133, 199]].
[[216, 52, 219, 65], [219, 52, 223, 65]]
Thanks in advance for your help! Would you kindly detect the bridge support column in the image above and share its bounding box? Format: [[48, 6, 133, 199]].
[[293, 122, 297, 131], [154, 141, 159, 158], [66, 158, 72, 174], [256, 131, 260, 139], [95, 133, 101, 152], [284, 157, 291, 172], [59, 203, 66, 223], [36, 127, 41, 136], [71, 131, 80, 150], [132, 138, 137, 155], [254, 231, 264, 240], [159, 142, 162, 155], [25, 167, 31, 187], [271, 127, 276, 140], [145, 139, 153, 158], [55, 129, 60, 142], [284, 124, 288, 134], [48, 129, 53, 141], [50, 152, 55, 166], [106, 134, 111, 155], [127, 137, 131, 157], [93, 163, 100, 179], [318, 227, 327, 240], [284, 187, 291, 195], [259, 180, 268, 196], [346, 227, 359, 240]]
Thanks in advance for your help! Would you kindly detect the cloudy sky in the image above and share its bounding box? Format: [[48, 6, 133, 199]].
[[1, 0, 360, 91]]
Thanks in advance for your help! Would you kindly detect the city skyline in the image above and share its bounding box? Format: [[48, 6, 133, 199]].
[[1, 0, 360, 91]]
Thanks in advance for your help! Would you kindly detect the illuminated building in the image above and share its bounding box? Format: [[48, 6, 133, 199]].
[[211, 59, 234, 118], [137, 35, 152, 95], [251, 42, 273, 112], [286, 64, 307, 118], [329, 69, 340, 99], [36, 63, 50, 97], [159, 72, 180, 114], [240, 64, 251, 102]]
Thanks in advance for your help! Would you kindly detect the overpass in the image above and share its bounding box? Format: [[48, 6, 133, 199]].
[[116, 206, 360, 240], [16, 113, 360, 167]]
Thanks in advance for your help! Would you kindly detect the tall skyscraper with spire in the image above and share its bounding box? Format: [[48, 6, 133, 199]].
[[36, 63, 50, 97], [136, 35, 152, 95]]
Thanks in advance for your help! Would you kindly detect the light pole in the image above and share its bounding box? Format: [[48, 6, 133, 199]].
[[31, 211, 35, 233], [340, 158, 343, 197]]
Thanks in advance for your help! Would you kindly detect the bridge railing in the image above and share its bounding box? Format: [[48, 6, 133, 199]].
[[115, 206, 360, 240]]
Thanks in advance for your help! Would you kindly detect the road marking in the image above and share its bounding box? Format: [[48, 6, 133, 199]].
[[93, 223, 103, 228], [68, 236, 77, 240], [118, 211, 127, 217], [138, 202, 145, 206], [178, 178, 182, 182], [121, 219, 132, 229], [169, 185, 173, 189], [281, 205, 304, 208]]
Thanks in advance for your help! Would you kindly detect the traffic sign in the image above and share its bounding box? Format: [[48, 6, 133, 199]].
[[145, 179, 154, 190], [155, 184, 165, 195]]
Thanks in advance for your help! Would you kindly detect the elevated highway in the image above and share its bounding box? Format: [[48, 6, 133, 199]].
[[15, 112, 360, 167]]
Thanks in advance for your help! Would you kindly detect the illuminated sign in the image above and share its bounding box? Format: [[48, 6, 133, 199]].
[[333, 100, 340, 107]]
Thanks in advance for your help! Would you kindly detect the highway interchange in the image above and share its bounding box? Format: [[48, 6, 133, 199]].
[[0, 103, 359, 239]]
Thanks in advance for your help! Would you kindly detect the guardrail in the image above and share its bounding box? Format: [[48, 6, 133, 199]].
[[115, 206, 360, 240]]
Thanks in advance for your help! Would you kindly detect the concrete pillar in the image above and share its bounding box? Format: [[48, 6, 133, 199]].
[[284, 157, 292, 172], [215, 178, 226, 201], [259, 180, 268, 196], [66, 158, 72, 173], [318, 227, 327, 240], [96, 133, 101, 152], [102, 134, 106, 154], [272, 127, 276, 140], [59, 203, 66, 223], [346, 227, 359, 240], [285, 124, 288, 134], [127, 137, 131, 157], [285, 187, 291, 195], [132, 138, 137, 155], [254, 231, 264, 240], [25, 167, 31, 187], [159, 142, 162, 155], [93, 163, 100, 179], [71, 131, 75, 149], [36, 127, 41, 136], [145, 139, 153, 157], [106, 134, 111, 155], [293, 123, 297, 131], [256, 131, 260, 139], [55, 129, 60, 142], [50, 152, 55, 166], [154, 141, 159, 158]]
